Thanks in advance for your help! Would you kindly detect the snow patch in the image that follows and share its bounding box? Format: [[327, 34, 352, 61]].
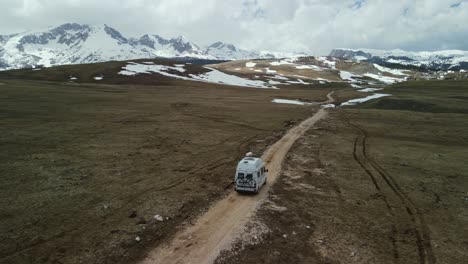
[[191, 67, 275, 88], [119, 63, 185, 77], [295, 65, 323, 71], [268, 80, 282, 85], [174, 64, 186, 70], [373, 64, 408, 76], [287, 79, 310, 85], [340, 71, 358, 81], [358, 88, 383, 92], [341, 93, 391, 106], [354, 56, 368, 61], [316, 57, 336, 69], [363, 73, 404, 84], [245, 62, 256, 68], [94, 76, 103, 80], [272, 99, 313, 106], [270, 59, 295, 66], [321, 104, 336, 108], [272, 74, 289, 80], [118, 63, 277, 89]]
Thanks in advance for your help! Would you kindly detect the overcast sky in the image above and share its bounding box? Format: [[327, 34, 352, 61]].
[[1, 0, 467, 55]]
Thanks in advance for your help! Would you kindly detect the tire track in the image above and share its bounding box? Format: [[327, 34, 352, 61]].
[[345, 117, 435, 264], [351, 132, 399, 264], [365, 144, 436, 264]]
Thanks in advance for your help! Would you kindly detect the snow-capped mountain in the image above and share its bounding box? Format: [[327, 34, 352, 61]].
[[205, 42, 257, 60], [129, 34, 207, 58], [204, 42, 307, 60], [0, 23, 306, 71], [0, 23, 215, 70], [329, 48, 468, 71]]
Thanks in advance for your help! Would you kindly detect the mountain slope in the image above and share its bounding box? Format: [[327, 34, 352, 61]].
[[203, 42, 306, 60], [0, 23, 304, 71], [204, 42, 257, 60], [0, 23, 145, 70], [329, 48, 468, 70]]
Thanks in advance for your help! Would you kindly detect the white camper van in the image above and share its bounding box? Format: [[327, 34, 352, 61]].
[[234, 156, 268, 193]]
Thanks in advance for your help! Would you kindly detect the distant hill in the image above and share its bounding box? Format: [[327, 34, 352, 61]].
[[329, 48, 468, 71]]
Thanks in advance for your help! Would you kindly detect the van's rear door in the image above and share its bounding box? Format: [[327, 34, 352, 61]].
[[236, 172, 256, 188]]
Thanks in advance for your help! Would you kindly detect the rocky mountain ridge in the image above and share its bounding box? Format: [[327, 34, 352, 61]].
[[0, 23, 304, 71]]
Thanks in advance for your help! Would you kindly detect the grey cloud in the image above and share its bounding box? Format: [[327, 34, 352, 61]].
[[0, 0, 467, 55]]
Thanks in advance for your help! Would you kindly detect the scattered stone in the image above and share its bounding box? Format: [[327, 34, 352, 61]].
[[135, 236, 141, 242], [154, 214, 164, 221], [283, 234, 288, 239], [129, 210, 137, 218], [265, 203, 288, 212], [351, 251, 356, 257], [305, 225, 311, 229], [317, 239, 324, 244]]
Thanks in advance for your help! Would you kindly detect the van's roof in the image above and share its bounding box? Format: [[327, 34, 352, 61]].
[[237, 157, 263, 171], [240, 157, 261, 163]]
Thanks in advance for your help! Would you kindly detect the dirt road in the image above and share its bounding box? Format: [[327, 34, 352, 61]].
[[141, 94, 334, 264], [323, 91, 335, 104]]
